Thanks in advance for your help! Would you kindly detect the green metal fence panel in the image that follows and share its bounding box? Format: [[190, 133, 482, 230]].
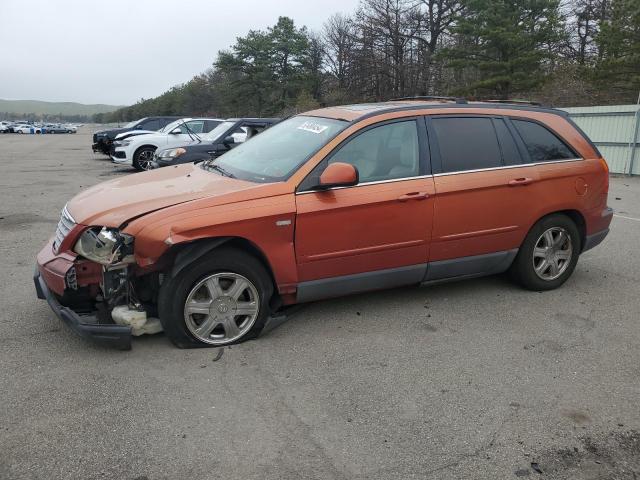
[[562, 105, 640, 175]]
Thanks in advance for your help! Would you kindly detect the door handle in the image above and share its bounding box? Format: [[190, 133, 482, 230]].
[[508, 177, 534, 186], [398, 191, 429, 202]]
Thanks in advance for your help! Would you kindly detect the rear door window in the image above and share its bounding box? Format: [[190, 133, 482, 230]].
[[432, 117, 502, 173], [511, 120, 575, 162], [140, 119, 160, 131]]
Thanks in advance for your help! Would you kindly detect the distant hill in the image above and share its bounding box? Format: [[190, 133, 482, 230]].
[[0, 99, 123, 116]]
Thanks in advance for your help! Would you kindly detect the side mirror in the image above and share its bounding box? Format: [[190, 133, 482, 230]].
[[316, 162, 358, 190], [170, 128, 182, 134], [223, 135, 235, 146]]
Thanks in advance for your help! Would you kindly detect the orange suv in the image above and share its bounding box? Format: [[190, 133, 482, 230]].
[[34, 99, 613, 349]]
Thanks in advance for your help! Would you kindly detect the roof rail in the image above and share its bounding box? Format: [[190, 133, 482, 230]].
[[390, 96, 468, 104], [479, 99, 543, 107]]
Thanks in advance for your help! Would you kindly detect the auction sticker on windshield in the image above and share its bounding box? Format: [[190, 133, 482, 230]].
[[297, 121, 329, 134]]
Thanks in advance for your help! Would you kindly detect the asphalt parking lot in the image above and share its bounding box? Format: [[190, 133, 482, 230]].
[[1, 129, 639, 480]]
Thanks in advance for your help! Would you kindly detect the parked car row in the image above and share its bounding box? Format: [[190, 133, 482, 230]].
[[110, 118, 224, 170], [93, 116, 279, 171], [41, 98, 613, 350], [0, 121, 78, 134], [152, 118, 280, 168], [92, 116, 181, 155]]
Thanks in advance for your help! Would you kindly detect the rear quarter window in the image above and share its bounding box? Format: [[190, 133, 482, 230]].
[[511, 119, 575, 162]]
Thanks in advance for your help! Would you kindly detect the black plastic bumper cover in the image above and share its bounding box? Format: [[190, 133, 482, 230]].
[[583, 228, 609, 252], [34, 268, 132, 350]]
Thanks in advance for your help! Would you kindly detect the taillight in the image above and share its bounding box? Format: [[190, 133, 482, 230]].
[[599, 157, 609, 193]]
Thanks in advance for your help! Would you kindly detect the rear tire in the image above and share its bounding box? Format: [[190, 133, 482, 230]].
[[132, 146, 156, 171], [158, 247, 274, 348], [509, 214, 580, 291]]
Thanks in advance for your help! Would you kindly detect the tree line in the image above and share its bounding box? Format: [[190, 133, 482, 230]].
[[95, 0, 640, 123]]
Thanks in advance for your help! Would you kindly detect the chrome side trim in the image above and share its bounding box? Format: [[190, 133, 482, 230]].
[[432, 158, 584, 177], [304, 238, 425, 262], [296, 158, 584, 194], [296, 174, 434, 195], [439, 225, 519, 241]]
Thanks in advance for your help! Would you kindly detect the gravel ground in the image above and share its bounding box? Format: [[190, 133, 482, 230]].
[[1, 129, 639, 480]]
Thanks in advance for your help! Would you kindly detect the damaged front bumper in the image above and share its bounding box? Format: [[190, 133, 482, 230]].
[[34, 267, 132, 350]]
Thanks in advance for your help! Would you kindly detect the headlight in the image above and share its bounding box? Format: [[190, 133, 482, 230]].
[[158, 147, 186, 159], [121, 140, 132, 147], [73, 227, 134, 265]]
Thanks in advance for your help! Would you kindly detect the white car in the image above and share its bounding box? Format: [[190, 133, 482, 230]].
[[14, 124, 42, 134], [111, 117, 222, 171]]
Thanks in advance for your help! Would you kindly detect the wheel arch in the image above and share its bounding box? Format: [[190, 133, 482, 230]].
[[531, 209, 586, 250], [134, 144, 158, 157], [163, 236, 280, 302]]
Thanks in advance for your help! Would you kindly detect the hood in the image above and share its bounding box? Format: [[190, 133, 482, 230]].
[[115, 130, 156, 140], [95, 126, 127, 137], [66, 163, 261, 227]]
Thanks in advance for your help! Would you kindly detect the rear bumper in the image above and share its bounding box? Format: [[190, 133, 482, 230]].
[[583, 207, 613, 252], [34, 267, 132, 350], [583, 228, 609, 252]]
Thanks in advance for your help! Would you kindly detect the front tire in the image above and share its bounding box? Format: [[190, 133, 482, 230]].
[[158, 248, 274, 348], [510, 214, 580, 291], [132, 146, 156, 171]]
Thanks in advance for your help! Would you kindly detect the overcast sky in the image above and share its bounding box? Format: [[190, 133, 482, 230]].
[[0, 0, 360, 106]]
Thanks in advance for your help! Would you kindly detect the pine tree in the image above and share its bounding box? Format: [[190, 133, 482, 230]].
[[442, 0, 565, 99], [594, 0, 640, 98]]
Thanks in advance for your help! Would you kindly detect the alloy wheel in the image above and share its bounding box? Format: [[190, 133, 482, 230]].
[[183, 272, 260, 345], [532, 226, 573, 281], [137, 149, 154, 170]]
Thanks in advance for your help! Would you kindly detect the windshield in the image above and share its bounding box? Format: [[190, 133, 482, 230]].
[[202, 116, 348, 183], [202, 121, 236, 141], [124, 120, 139, 128]]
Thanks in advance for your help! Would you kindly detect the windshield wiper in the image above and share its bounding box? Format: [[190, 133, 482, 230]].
[[181, 120, 202, 143], [208, 163, 236, 178]]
